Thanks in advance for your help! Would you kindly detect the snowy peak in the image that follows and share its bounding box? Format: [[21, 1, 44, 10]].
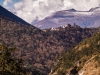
[[65, 8, 77, 12], [89, 7, 100, 12], [34, 7, 100, 29]]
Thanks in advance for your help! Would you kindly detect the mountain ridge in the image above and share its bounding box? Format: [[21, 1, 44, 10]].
[[34, 7, 100, 29], [0, 5, 30, 26]]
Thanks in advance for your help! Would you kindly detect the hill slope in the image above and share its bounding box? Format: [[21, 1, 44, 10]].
[[0, 15, 99, 75], [49, 29, 100, 75], [0, 5, 30, 26]]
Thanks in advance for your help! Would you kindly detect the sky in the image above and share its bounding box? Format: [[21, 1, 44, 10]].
[[0, 0, 100, 24]]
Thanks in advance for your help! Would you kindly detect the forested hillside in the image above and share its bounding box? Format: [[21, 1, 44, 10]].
[[49, 29, 100, 75], [0, 15, 99, 75]]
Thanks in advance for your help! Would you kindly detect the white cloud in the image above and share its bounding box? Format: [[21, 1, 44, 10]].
[[3, 0, 12, 7], [3, 0, 100, 24], [70, 0, 100, 11], [12, 0, 64, 23]]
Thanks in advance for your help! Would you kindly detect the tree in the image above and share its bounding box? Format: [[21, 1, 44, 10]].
[[0, 44, 26, 75]]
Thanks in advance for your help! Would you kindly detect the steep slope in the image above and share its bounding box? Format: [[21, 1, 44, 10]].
[[0, 5, 30, 26], [49, 30, 100, 75], [34, 7, 100, 29], [0, 15, 98, 75]]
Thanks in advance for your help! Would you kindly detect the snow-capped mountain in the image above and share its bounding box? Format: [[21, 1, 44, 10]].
[[34, 7, 100, 29]]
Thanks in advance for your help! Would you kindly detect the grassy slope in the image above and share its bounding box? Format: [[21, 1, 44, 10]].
[[50, 32, 100, 75]]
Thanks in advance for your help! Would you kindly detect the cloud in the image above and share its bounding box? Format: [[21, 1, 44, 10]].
[[70, 0, 100, 11], [3, 0, 100, 24], [3, 0, 12, 7]]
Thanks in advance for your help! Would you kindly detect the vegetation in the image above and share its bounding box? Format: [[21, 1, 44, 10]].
[[0, 44, 26, 75], [0, 15, 99, 74], [50, 32, 100, 75]]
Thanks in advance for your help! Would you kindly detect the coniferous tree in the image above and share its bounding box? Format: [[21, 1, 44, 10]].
[[0, 45, 26, 75]]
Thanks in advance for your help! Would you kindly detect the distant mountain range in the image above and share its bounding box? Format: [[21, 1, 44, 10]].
[[34, 7, 100, 29], [1, 5, 100, 29]]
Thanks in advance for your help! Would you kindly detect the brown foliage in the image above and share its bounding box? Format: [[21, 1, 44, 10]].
[[0, 15, 98, 74]]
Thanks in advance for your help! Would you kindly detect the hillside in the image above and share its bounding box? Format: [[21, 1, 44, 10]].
[[49, 29, 100, 75], [0, 15, 99, 75], [0, 5, 30, 26]]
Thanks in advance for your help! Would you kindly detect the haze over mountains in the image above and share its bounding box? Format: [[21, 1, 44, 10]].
[[34, 7, 100, 29], [1, 5, 100, 29]]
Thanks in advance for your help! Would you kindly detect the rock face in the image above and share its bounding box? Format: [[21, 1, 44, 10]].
[[78, 70, 85, 75], [78, 56, 100, 75]]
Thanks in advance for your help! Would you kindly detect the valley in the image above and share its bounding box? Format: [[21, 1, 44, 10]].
[[0, 5, 100, 75]]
